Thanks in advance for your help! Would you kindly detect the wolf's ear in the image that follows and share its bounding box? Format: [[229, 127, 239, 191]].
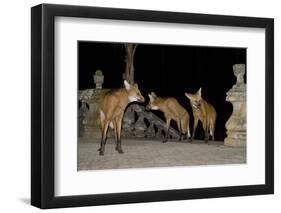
[[124, 80, 131, 90], [185, 92, 193, 100], [197, 88, 202, 96], [151, 92, 157, 97], [148, 94, 154, 101], [134, 83, 138, 88]]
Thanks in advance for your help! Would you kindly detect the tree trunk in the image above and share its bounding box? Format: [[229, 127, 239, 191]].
[[123, 43, 137, 84], [122, 43, 138, 136]]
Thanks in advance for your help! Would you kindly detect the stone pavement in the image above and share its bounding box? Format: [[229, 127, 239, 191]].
[[78, 138, 246, 171]]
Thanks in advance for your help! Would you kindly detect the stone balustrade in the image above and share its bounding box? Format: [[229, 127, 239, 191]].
[[79, 64, 247, 145], [78, 92, 181, 140]]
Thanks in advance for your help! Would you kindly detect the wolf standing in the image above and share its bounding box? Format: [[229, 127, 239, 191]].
[[185, 88, 217, 143], [98, 80, 145, 155], [146, 92, 190, 142]]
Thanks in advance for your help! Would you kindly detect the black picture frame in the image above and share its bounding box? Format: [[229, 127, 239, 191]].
[[31, 3, 274, 209]]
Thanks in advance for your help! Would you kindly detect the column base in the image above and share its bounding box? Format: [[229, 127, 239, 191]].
[[224, 138, 246, 147], [224, 131, 246, 147]]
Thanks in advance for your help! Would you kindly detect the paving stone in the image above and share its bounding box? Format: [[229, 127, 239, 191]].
[[78, 138, 246, 170]]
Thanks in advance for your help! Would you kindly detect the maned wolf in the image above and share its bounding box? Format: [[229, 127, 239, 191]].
[[185, 88, 217, 143], [98, 80, 145, 155], [146, 92, 190, 142]]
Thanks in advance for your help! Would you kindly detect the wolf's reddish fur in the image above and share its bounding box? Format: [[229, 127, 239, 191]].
[[146, 92, 190, 142], [185, 88, 217, 143], [98, 80, 145, 155]]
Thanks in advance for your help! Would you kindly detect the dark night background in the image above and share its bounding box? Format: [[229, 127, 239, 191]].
[[78, 41, 246, 141]]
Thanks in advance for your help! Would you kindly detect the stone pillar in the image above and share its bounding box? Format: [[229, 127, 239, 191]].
[[78, 70, 107, 140], [224, 64, 246, 147]]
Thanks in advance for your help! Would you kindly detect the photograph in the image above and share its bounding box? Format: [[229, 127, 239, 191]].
[[78, 41, 247, 171], [30, 3, 274, 209]]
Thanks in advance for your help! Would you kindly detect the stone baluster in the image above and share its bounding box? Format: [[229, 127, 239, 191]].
[[146, 123, 156, 137], [122, 104, 136, 137], [78, 101, 89, 137], [224, 64, 246, 146], [132, 105, 146, 137]]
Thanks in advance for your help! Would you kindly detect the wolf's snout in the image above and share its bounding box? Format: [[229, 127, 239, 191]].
[[139, 96, 145, 103]]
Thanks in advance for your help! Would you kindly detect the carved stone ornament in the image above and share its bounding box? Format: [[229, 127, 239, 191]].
[[93, 70, 104, 89], [224, 64, 246, 147]]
